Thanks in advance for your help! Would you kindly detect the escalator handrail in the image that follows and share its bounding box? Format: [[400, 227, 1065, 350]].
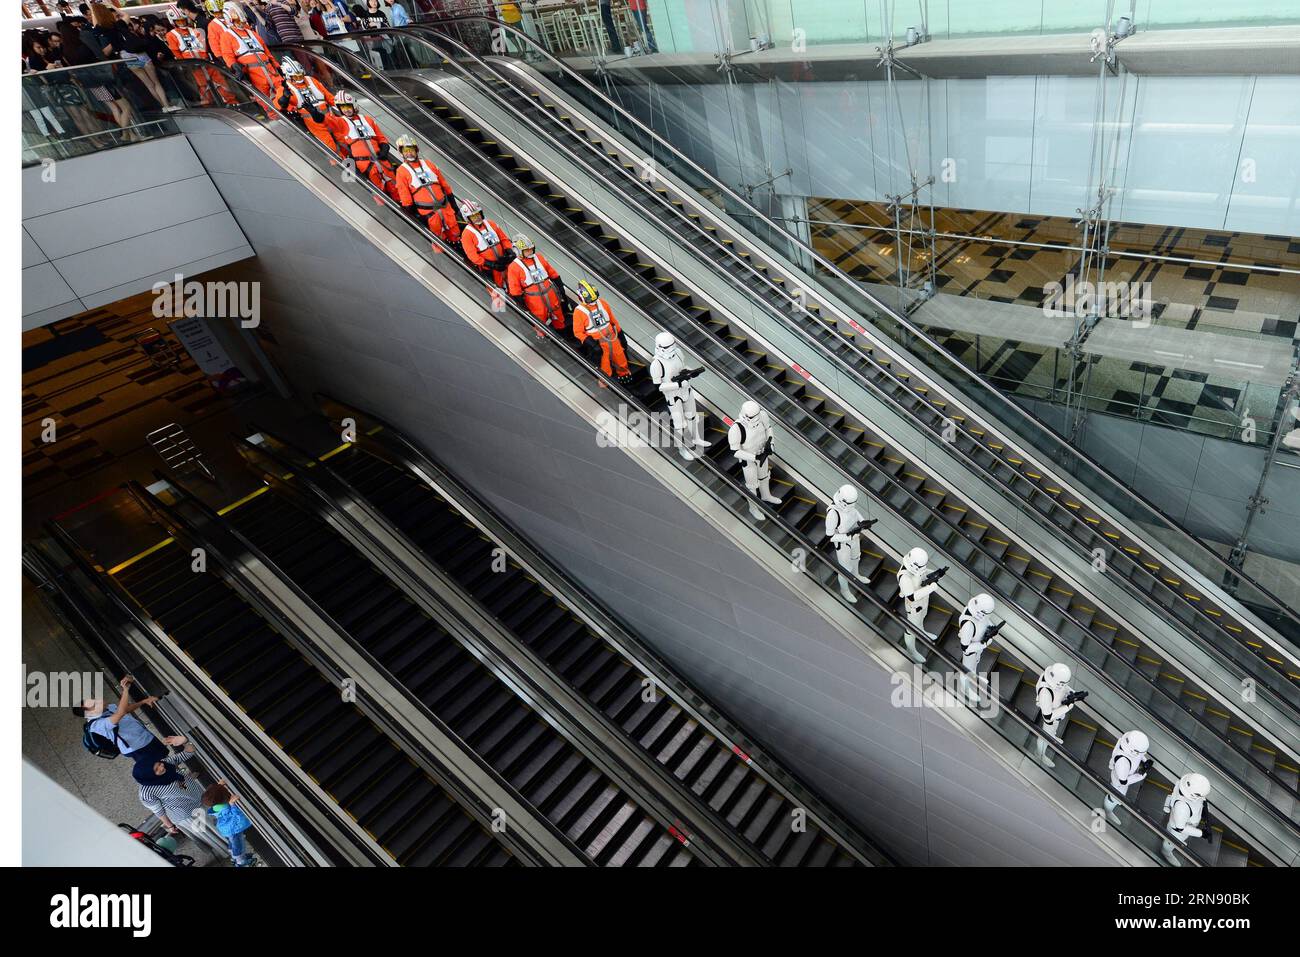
[[404, 13, 1300, 639], [145, 469, 587, 867], [37, 518, 388, 866], [296, 33, 1300, 826], [168, 57, 1198, 866], [311, 390, 898, 868], [23, 542, 322, 867]]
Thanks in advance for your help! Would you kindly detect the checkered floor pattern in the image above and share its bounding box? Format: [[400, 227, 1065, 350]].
[[22, 292, 235, 499], [810, 199, 1300, 434]]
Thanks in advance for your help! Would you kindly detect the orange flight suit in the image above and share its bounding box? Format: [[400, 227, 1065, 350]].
[[506, 253, 565, 330], [166, 25, 235, 106], [395, 158, 458, 241], [326, 111, 397, 195], [276, 76, 339, 154], [461, 218, 514, 287], [573, 296, 631, 379], [209, 19, 279, 100]]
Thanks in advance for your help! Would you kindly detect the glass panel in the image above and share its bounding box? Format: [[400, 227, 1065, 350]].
[[21, 61, 184, 165]]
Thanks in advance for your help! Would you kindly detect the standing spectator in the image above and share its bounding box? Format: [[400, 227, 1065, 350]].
[[265, 0, 306, 43], [359, 0, 388, 30], [132, 736, 224, 857], [23, 32, 68, 139], [628, 0, 656, 53], [305, 0, 328, 39], [89, 4, 178, 110], [244, 1, 283, 46], [596, 0, 621, 54], [293, 0, 322, 39], [55, 15, 126, 144], [202, 780, 259, 867], [73, 676, 185, 765], [358, 0, 392, 69], [388, 0, 410, 27]]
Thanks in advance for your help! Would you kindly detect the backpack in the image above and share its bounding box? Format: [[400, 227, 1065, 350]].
[[82, 721, 122, 759], [210, 802, 253, 838]]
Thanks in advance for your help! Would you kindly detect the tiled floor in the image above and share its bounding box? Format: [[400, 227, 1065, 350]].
[[811, 199, 1300, 437]]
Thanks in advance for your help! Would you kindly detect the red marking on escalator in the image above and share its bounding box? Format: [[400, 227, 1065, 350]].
[[668, 823, 691, 845], [52, 486, 118, 521], [791, 362, 811, 380], [848, 319, 867, 335], [731, 745, 752, 763], [722, 416, 734, 426]]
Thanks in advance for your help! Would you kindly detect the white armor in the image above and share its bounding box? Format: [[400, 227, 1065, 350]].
[[1162, 772, 1210, 866], [957, 593, 995, 701], [649, 333, 709, 459], [895, 547, 940, 663], [1033, 663, 1079, 768], [1104, 730, 1150, 825], [825, 484, 870, 603], [728, 401, 781, 519]]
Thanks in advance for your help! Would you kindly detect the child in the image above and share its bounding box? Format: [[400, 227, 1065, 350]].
[[201, 780, 258, 867]]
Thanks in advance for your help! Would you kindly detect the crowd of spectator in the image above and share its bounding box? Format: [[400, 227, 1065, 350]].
[[21, 0, 417, 151]]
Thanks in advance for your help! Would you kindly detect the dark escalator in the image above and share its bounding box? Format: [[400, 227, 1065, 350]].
[[296, 37, 1300, 835], [214, 487, 700, 867], [321, 442, 865, 866], [108, 540, 517, 866]]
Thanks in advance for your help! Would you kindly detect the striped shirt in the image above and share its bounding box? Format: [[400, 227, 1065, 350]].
[[138, 752, 203, 823]]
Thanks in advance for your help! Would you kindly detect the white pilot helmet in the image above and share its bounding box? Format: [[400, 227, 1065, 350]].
[[903, 547, 928, 576], [965, 593, 995, 620], [1117, 730, 1150, 759], [654, 332, 676, 353], [1041, 662, 1072, 688], [740, 400, 761, 420], [512, 233, 535, 255], [834, 484, 858, 507], [1177, 772, 1210, 802], [280, 56, 305, 78]]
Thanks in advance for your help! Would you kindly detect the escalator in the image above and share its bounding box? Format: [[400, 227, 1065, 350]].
[[197, 479, 708, 867], [267, 400, 887, 866], [156, 59, 1275, 863], [284, 35, 1300, 853], [68, 522, 519, 867], [381, 29, 1300, 704], [413, 16, 1300, 672]]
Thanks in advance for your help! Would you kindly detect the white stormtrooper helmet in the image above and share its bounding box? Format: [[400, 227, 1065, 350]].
[[740, 400, 762, 422], [1116, 730, 1150, 762], [833, 484, 858, 508], [654, 332, 678, 358], [1041, 662, 1072, 689], [903, 547, 928, 576], [1176, 772, 1210, 804], [964, 593, 995, 621]]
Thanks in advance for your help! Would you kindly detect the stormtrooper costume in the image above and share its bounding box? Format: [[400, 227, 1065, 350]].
[[1162, 772, 1211, 866], [957, 593, 996, 702], [1034, 663, 1083, 768], [1104, 730, 1151, 826], [825, 484, 872, 603], [895, 547, 943, 663], [649, 333, 710, 459], [728, 400, 781, 520]]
